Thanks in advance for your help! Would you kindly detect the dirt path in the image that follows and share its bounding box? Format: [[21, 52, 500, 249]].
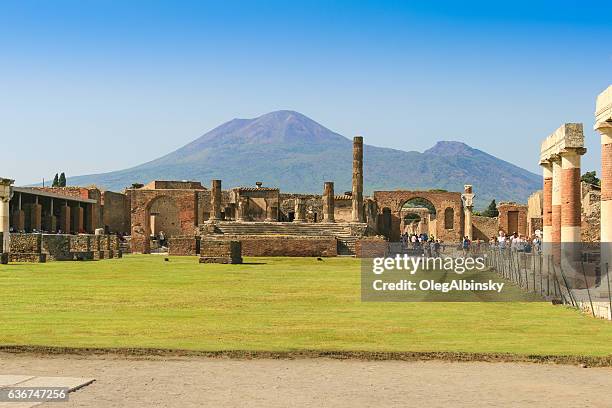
[[1, 354, 611, 407]]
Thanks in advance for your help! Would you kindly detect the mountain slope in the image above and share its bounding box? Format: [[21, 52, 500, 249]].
[[64, 111, 541, 209]]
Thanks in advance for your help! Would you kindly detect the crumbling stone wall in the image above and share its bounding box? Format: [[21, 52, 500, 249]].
[[9, 233, 46, 262], [199, 240, 242, 264], [129, 188, 199, 253], [581, 182, 601, 242], [279, 194, 323, 222], [472, 215, 498, 241], [102, 191, 130, 233], [169, 236, 200, 256], [354, 236, 388, 258], [42, 235, 72, 261]]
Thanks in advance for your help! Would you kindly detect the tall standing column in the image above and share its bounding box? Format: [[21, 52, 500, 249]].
[[351, 136, 364, 223], [323, 181, 335, 223], [541, 163, 553, 248], [210, 179, 222, 221], [461, 185, 474, 240], [0, 178, 14, 263]]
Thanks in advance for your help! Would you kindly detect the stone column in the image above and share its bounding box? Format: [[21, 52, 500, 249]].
[[210, 179, 222, 221], [294, 198, 306, 222], [461, 185, 474, 240], [323, 181, 335, 223], [560, 149, 584, 244], [0, 178, 14, 263], [541, 163, 553, 248], [351, 136, 364, 223]]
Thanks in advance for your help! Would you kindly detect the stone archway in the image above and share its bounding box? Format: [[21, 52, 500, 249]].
[[373, 190, 464, 242]]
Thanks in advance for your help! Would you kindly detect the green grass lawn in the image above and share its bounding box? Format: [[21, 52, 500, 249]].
[[1, 255, 612, 356]]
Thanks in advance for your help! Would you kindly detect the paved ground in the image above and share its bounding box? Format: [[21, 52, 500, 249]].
[[2, 354, 612, 407]]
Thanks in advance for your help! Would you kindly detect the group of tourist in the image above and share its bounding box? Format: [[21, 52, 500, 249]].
[[488, 230, 542, 254], [400, 232, 444, 257]]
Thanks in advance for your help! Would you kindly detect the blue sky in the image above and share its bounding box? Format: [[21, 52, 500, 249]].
[[1, 0, 610, 185]]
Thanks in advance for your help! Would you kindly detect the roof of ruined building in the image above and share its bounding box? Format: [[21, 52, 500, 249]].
[[13, 187, 98, 204]]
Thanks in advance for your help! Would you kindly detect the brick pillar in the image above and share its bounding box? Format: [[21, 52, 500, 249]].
[[31, 203, 42, 231], [72, 206, 84, 233], [59, 205, 71, 233], [294, 198, 306, 222], [541, 163, 553, 246], [210, 180, 222, 221], [598, 123, 612, 271], [551, 157, 562, 263], [351, 136, 364, 222], [560, 150, 583, 243], [323, 182, 335, 223]]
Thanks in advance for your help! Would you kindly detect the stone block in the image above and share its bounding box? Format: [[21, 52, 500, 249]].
[[9, 233, 42, 253], [0, 252, 7, 264], [9, 253, 46, 263], [169, 236, 200, 256], [42, 234, 72, 261], [199, 240, 242, 264]]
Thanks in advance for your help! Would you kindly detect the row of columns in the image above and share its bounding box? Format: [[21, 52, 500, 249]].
[[208, 180, 340, 224], [539, 124, 586, 256]]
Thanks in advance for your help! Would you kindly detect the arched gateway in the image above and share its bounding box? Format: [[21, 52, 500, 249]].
[[373, 190, 464, 242]]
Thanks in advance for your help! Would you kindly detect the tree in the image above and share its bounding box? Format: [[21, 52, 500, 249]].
[[52, 173, 59, 187], [481, 199, 499, 217], [58, 172, 67, 187], [581, 171, 600, 186]]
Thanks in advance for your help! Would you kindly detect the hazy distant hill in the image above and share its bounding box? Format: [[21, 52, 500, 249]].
[[63, 110, 541, 209]]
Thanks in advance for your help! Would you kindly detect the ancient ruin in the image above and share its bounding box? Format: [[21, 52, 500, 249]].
[[2, 85, 610, 265]]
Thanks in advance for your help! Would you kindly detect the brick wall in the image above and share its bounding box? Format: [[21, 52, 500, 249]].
[[354, 237, 388, 258], [102, 191, 130, 233], [169, 236, 200, 256], [472, 215, 498, 241], [199, 240, 242, 264], [207, 235, 338, 257]]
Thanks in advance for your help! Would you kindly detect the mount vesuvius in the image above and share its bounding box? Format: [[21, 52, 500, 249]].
[[62, 110, 541, 209]]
